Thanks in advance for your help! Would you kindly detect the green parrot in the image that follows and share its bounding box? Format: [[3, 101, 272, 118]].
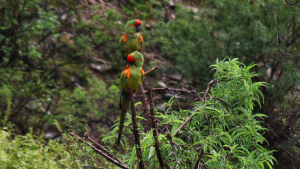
[[116, 51, 145, 145], [119, 19, 144, 65]]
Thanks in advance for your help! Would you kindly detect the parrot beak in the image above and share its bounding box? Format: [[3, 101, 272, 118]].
[[136, 25, 142, 32]]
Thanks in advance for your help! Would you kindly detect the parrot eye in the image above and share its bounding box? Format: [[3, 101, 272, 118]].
[[137, 58, 141, 61], [129, 24, 133, 27]]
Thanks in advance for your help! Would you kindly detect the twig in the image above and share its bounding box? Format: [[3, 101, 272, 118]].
[[154, 99, 167, 114], [145, 66, 159, 75], [68, 132, 129, 169], [166, 129, 181, 168], [173, 104, 202, 136], [83, 132, 123, 165], [203, 79, 232, 99], [144, 88, 202, 102], [167, 88, 181, 110], [138, 84, 151, 125], [203, 79, 218, 99], [65, 141, 80, 169], [130, 96, 145, 169], [148, 90, 168, 168], [285, 0, 300, 8]]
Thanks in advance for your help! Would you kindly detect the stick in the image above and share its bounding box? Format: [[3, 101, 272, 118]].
[[83, 132, 124, 165], [148, 90, 168, 168], [203, 79, 218, 99], [68, 132, 129, 169], [138, 84, 151, 126], [144, 66, 159, 76], [130, 96, 145, 169]]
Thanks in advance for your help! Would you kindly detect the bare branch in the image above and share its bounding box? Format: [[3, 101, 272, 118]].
[[83, 132, 123, 165], [68, 132, 129, 169], [138, 84, 151, 125], [145, 66, 159, 75], [154, 99, 167, 114], [166, 129, 181, 168], [144, 88, 202, 101], [148, 90, 169, 168], [130, 97, 145, 169], [286, 0, 300, 8], [173, 106, 201, 136], [203, 79, 218, 99], [203, 79, 232, 99]]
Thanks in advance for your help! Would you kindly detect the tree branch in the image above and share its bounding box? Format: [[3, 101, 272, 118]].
[[130, 96, 145, 169], [144, 66, 159, 75], [203, 79, 232, 99], [203, 79, 218, 99], [173, 106, 201, 136], [285, 0, 300, 8], [138, 84, 151, 126], [148, 90, 169, 168], [144, 88, 202, 101], [83, 132, 124, 165], [68, 132, 129, 169]]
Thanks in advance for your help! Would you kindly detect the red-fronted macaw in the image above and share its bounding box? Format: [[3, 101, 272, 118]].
[[116, 51, 145, 145], [119, 19, 144, 65]]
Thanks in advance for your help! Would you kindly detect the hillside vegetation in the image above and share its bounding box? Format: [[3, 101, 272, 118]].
[[0, 0, 299, 168]]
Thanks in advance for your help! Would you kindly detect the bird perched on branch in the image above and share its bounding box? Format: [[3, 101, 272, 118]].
[[119, 19, 144, 66], [117, 51, 145, 145]]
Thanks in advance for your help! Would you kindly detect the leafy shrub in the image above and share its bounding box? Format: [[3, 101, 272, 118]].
[[100, 58, 276, 168], [0, 126, 81, 169]]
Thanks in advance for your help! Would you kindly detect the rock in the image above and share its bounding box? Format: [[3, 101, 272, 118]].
[[157, 81, 167, 88], [89, 63, 112, 71], [169, 74, 182, 81], [164, 93, 181, 98]]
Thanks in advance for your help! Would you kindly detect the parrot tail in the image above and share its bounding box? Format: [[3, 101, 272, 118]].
[[116, 93, 130, 145]]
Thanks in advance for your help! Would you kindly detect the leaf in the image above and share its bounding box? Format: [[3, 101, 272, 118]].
[[148, 146, 155, 160]]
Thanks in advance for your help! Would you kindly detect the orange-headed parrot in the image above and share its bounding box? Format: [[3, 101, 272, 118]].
[[116, 51, 145, 145], [119, 19, 144, 65]]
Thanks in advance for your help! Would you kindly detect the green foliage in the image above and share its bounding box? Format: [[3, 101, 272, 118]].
[[0, 127, 80, 169], [0, 0, 121, 136], [102, 59, 276, 168], [0, 0, 298, 167], [120, 0, 168, 20], [55, 76, 119, 133], [143, 2, 300, 166]]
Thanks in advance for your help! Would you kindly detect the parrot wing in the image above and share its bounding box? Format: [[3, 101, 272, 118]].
[[119, 66, 130, 107], [141, 68, 145, 82], [117, 66, 131, 145], [138, 34, 144, 52]]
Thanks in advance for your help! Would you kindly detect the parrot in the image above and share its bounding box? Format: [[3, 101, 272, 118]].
[[119, 19, 144, 66], [116, 51, 145, 145]]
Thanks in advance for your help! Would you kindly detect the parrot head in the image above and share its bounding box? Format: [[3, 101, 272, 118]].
[[127, 51, 144, 67], [125, 19, 142, 34]]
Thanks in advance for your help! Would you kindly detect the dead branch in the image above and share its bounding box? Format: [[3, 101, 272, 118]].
[[154, 99, 167, 114], [83, 132, 123, 165], [138, 84, 151, 126], [285, 0, 300, 8], [130, 97, 145, 169], [68, 132, 129, 169], [148, 90, 168, 168], [166, 129, 180, 167], [173, 106, 201, 136], [167, 88, 181, 110], [145, 66, 159, 75], [203, 79, 218, 99], [144, 88, 202, 102], [203, 79, 232, 99]]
